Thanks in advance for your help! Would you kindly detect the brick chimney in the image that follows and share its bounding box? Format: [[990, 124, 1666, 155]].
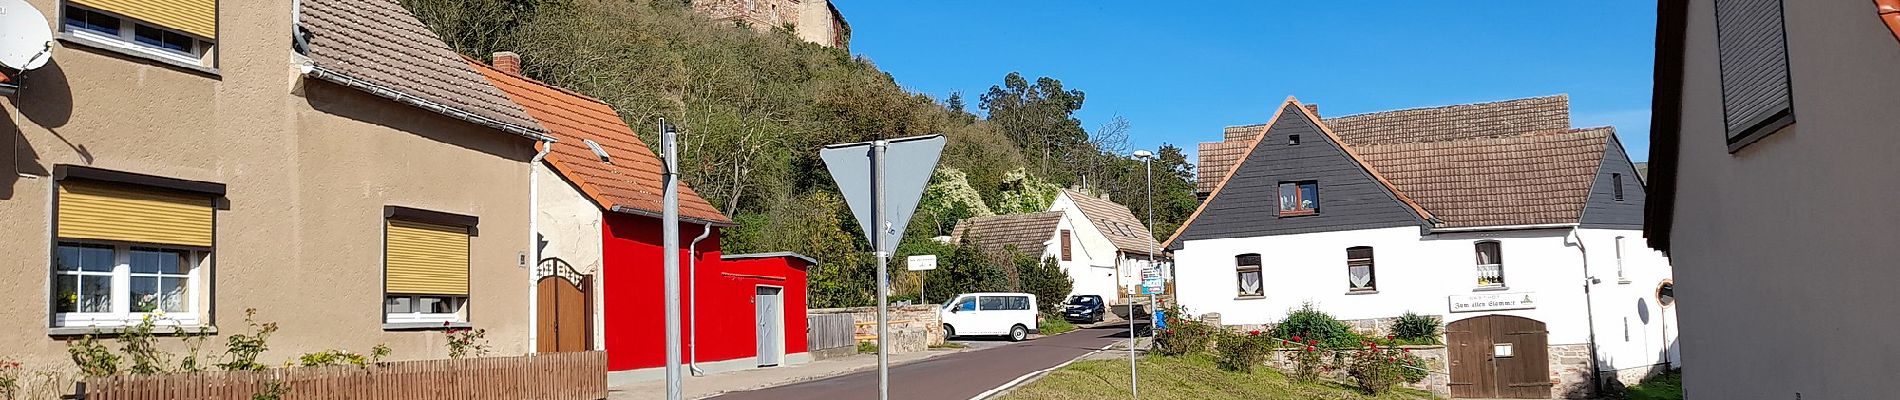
[[492, 52, 522, 75], [1303, 104, 1319, 117]]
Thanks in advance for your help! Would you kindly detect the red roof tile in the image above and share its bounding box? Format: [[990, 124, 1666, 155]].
[[469, 60, 732, 225], [1060, 189, 1163, 254]]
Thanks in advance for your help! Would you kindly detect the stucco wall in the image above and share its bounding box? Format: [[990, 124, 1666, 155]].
[[1046, 194, 1122, 303], [0, 0, 536, 374], [1667, 1, 1900, 398], [533, 163, 606, 348], [1173, 226, 1678, 382]]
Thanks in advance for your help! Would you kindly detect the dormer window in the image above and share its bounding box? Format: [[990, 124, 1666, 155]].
[[1278, 181, 1318, 216]]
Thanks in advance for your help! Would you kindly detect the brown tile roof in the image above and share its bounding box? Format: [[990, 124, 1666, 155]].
[[1195, 140, 1251, 194], [1881, 0, 1900, 43], [298, 0, 546, 140], [469, 60, 732, 225], [1322, 95, 1571, 145], [1355, 128, 1612, 228], [1060, 189, 1162, 254], [951, 212, 1064, 255]]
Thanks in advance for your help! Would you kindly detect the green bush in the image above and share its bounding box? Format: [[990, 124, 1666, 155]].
[[1269, 303, 1353, 348], [1343, 342, 1427, 395], [1389, 312, 1441, 344], [1213, 329, 1274, 373], [1153, 312, 1216, 356]]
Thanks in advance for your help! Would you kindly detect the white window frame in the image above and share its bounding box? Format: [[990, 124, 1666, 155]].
[[53, 241, 206, 328], [60, 3, 212, 66], [1346, 246, 1376, 292], [384, 295, 469, 324], [1615, 236, 1630, 283], [1476, 241, 1505, 289], [1235, 254, 1263, 298]]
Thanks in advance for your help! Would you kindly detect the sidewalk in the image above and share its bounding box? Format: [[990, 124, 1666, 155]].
[[607, 349, 967, 400]]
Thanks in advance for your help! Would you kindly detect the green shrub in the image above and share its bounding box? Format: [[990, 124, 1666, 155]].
[[1270, 303, 1353, 348], [1153, 313, 1216, 356], [1389, 312, 1442, 344], [856, 341, 879, 354], [1343, 341, 1429, 394], [1039, 315, 1077, 336], [1213, 329, 1273, 373]]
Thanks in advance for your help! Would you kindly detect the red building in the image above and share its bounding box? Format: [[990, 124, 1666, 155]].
[[472, 55, 814, 375]]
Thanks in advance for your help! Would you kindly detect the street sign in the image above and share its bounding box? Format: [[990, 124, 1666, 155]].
[[906, 255, 937, 271], [820, 135, 945, 253]]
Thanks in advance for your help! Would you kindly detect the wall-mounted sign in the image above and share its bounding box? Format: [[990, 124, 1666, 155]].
[[1448, 292, 1537, 313]]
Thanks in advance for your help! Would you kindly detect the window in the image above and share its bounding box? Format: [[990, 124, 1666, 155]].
[[1615, 236, 1629, 283], [1235, 254, 1262, 297], [978, 296, 1008, 311], [54, 243, 206, 327], [1060, 229, 1072, 261], [1278, 181, 1318, 216], [1346, 246, 1375, 292], [1288, 134, 1301, 145], [383, 207, 476, 326], [61, 3, 216, 67], [1612, 173, 1625, 201], [1476, 241, 1504, 288], [952, 297, 976, 312], [53, 176, 216, 328], [1005, 296, 1031, 311], [1715, 0, 1795, 150]]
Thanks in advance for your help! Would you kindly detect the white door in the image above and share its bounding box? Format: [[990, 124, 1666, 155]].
[[945, 296, 977, 335], [976, 296, 1008, 335], [755, 286, 784, 366]]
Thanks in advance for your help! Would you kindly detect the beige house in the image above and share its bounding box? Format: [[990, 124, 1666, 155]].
[[1649, 1, 1900, 398], [0, 0, 552, 371]]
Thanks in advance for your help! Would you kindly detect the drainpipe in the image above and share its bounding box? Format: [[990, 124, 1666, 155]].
[[687, 222, 713, 376], [1569, 228, 1604, 397], [526, 140, 553, 350]]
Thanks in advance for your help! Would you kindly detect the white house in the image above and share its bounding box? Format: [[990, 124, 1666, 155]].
[[1046, 189, 1169, 303], [951, 210, 1116, 304], [1173, 95, 1677, 399]]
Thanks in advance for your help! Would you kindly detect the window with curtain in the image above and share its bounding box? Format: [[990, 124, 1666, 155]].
[[1235, 253, 1262, 297], [1278, 181, 1318, 216], [1476, 241, 1504, 288], [1346, 246, 1375, 292]]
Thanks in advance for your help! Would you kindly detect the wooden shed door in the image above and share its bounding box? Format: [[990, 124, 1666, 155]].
[[1448, 315, 1551, 398], [536, 275, 591, 352]]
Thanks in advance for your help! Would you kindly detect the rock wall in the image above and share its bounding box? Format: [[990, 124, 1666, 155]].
[[1549, 343, 1595, 398], [810, 305, 944, 354], [690, 0, 848, 48]]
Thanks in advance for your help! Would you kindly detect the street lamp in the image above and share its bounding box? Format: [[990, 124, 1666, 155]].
[[1130, 149, 1154, 400]]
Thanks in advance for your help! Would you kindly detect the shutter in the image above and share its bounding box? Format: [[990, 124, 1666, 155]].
[[69, 0, 216, 38], [1060, 230, 1072, 261], [57, 180, 213, 248], [1715, 0, 1794, 142], [385, 220, 470, 295]]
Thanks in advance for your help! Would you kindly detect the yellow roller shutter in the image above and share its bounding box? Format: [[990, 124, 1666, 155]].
[[385, 220, 470, 295], [57, 180, 214, 248], [69, 0, 217, 38]]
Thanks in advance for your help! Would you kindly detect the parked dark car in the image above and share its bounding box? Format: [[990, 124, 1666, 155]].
[[1062, 295, 1106, 323]]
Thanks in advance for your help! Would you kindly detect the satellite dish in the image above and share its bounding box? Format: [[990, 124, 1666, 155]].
[[583, 139, 611, 163], [0, 0, 54, 71]]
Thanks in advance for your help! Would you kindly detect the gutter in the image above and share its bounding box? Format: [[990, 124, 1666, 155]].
[[687, 222, 713, 376], [1568, 228, 1605, 397], [609, 205, 735, 227], [299, 65, 554, 142], [525, 140, 553, 351], [1428, 222, 1579, 234]]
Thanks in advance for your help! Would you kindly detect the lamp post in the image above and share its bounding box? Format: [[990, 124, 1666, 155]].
[[1130, 149, 1155, 400]]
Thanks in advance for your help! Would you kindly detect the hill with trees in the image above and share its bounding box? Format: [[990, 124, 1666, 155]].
[[404, 0, 1198, 307]]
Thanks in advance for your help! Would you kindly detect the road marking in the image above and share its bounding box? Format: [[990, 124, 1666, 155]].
[[965, 341, 1120, 400]]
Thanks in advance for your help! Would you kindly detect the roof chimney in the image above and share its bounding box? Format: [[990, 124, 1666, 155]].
[[492, 52, 522, 75], [1303, 104, 1319, 117]]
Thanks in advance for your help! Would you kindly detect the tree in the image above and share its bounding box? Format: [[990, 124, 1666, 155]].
[[979, 72, 1088, 183], [994, 168, 1061, 215], [1013, 253, 1072, 315], [915, 167, 993, 237], [923, 238, 1010, 303]]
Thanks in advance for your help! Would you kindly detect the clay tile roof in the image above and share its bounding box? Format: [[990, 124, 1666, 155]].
[[1321, 95, 1571, 146], [1881, 0, 1900, 42], [1060, 189, 1163, 254], [469, 60, 732, 225], [298, 0, 546, 140], [1195, 140, 1251, 194], [951, 212, 1064, 255], [1354, 128, 1612, 228]]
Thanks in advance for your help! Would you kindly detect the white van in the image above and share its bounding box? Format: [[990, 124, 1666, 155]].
[[940, 292, 1039, 341]]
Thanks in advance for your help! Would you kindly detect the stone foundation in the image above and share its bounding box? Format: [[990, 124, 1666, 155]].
[[1549, 343, 1595, 399], [1263, 345, 1451, 397]]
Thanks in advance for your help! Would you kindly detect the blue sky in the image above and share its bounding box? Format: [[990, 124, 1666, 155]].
[[836, 1, 1658, 162]]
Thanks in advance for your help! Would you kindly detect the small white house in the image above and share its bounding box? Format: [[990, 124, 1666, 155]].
[[950, 211, 1111, 304], [1175, 95, 1677, 399], [1047, 189, 1169, 303]]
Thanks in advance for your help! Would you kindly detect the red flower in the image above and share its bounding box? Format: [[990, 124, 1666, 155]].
[[1403, 349, 1411, 354], [1248, 330, 1260, 336], [1307, 339, 1317, 346], [1291, 335, 1303, 343], [1388, 356, 1397, 362], [1386, 335, 1396, 340], [1305, 345, 1316, 352]]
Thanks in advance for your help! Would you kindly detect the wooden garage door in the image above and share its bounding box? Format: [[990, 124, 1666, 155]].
[[1448, 315, 1551, 398], [536, 275, 591, 352]]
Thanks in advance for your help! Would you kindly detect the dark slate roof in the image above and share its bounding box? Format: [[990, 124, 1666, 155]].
[[1060, 189, 1162, 254], [951, 212, 1064, 255], [299, 0, 548, 140], [1355, 128, 1613, 228]]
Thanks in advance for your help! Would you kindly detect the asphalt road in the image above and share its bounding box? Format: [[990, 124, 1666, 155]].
[[709, 326, 1130, 400]]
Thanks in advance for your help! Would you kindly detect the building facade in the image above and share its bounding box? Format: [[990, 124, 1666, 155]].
[[1175, 96, 1677, 399], [691, 0, 850, 48], [1647, 1, 1900, 398], [1, 0, 551, 370], [1047, 189, 1168, 303]]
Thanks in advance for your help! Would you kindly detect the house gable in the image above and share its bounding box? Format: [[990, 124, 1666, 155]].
[[1169, 100, 1425, 249], [1580, 134, 1646, 229]]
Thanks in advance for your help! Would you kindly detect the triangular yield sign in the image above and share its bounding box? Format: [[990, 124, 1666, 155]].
[[819, 135, 946, 253]]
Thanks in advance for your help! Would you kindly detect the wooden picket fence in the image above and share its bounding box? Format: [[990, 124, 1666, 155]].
[[807, 314, 855, 351], [73, 351, 606, 400]]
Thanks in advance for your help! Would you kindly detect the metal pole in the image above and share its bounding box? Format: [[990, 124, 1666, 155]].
[[874, 140, 891, 400], [660, 119, 684, 400], [1127, 283, 1136, 400]]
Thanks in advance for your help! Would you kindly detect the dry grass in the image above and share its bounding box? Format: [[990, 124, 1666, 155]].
[[1001, 354, 1436, 400]]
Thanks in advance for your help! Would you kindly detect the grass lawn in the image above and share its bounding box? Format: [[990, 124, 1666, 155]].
[[1040, 317, 1078, 336], [1001, 354, 1435, 400], [1624, 370, 1683, 400]]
